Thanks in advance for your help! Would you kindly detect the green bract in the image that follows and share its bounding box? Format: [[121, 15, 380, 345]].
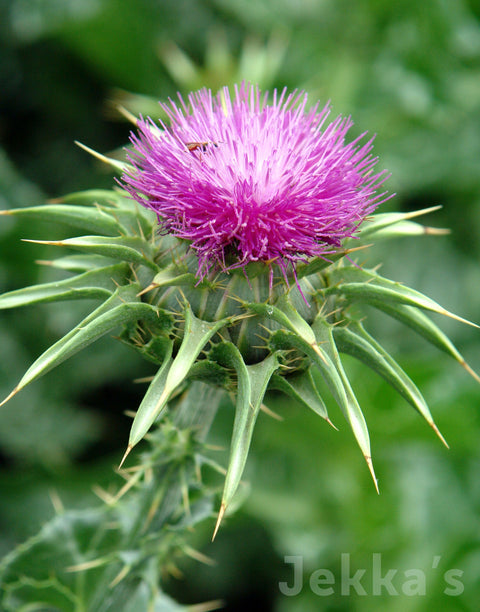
[[1, 188, 478, 535]]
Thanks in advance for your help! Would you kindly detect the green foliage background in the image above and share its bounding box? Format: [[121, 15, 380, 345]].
[[0, 1, 479, 610]]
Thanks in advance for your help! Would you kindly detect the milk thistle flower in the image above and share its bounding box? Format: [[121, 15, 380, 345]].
[[122, 83, 390, 279], [1, 83, 478, 545]]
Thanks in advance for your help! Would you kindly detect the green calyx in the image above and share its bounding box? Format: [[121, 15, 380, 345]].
[[1, 192, 478, 535]]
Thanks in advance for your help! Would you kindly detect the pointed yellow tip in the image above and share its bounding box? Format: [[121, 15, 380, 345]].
[[312, 343, 327, 364], [441, 309, 480, 329], [75, 141, 128, 172], [326, 417, 339, 431], [260, 403, 283, 421], [0, 209, 12, 216], [365, 455, 379, 494], [404, 205, 442, 219], [119, 445, 133, 469], [431, 423, 449, 449], [424, 227, 451, 236], [187, 600, 225, 612], [0, 386, 20, 408], [115, 105, 138, 125], [461, 360, 480, 384], [212, 503, 226, 541], [109, 564, 131, 589], [21, 238, 63, 246], [136, 283, 159, 297]]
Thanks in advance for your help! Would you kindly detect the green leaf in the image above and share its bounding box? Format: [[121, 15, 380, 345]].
[[35, 254, 119, 272], [245, 294, 325, 361], [214, 350, 279, 537], [295, 251, 346, 278], [1, 285, 157, 406], [270, 369, 335, 425], [53, 188, 156, 235], [125, 341, 174, 456], [24, 235, 158, 270], [124, 304, 230, 459], [150, 264, 197, 288], [0, 263, 130, 309], [52, 189, 124, 207], [369, 302, 480, 383], [0, 507, 122, 612], [355, 206, 442, 240], [333, 321, 447, 445], [324, 266, 478, 327], [0, 204, 123, 236], [312, 316, 378, 491], [360, 219, 448, 241]]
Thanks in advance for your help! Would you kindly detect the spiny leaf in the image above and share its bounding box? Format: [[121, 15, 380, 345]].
[[75, 141, 131, 173], [0, 204, 123, 236], [1, 284, 155, 407], [356, 206, 442, 239], [51, 188, 124, 207], [324, 266, 478, 328], [0, 263, 130, 309], [295, 244, 371, 279], [333, 321, 448, 446], [246, 294, 326, 363], [142, 264, 197, 292], [54, 188, 156, 227], [122, 304, 231, 464], [120, 341, 174, 467], [312, 316, 378, 492], [360, 219, 449, 241], [213, 350, 279, 539], [270, 369, 336, 427], [36, 254, 119, 272], [369, 302, 480, 383], [23, 235, 158, 270]]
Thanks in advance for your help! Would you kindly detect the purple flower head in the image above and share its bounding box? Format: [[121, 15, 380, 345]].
[[122, 83, 391, 278]]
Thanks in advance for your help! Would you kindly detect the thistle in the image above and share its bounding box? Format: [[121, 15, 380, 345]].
[[1, 82, 478, 547]]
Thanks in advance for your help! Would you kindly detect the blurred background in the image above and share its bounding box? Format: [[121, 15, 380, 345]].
[[0, 0, 479, 610]]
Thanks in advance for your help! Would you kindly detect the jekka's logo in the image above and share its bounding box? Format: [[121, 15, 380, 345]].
[[279, 554, 464, 597]]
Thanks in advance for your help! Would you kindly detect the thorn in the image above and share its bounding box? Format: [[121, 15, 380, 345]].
[[439, 309, 479, 329], [183, 545, 217, 567], [91, 485, 115, 504], [424, 227, 450, 235], [115, 104, 138, 125], [187, 600, 225, 612], [343, 243, 372, 255], [325, 417, 339, 431], [21, 238, 64, 245], [0, 386, 20, 408], [119, 445, 133, 469], [402, 204, 442, 219], [0, 209, 12, 216], [137, 282, 159, 297], [212, 503, 226, 541], [48, 489, 64, 514], [109, 564, 131, 588], [431, 422, 449, 449], [132, 376, 154, 384], [460, 359, 480, 384], [311, 342, 328, 364], [75, 141, 128, 172], [365, 455, 379, 494], [66, 557, 110, 572], [260, 403, 283, 420]]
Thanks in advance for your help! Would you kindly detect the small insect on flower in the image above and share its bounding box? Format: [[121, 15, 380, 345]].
[[186, 141, 218, 153]]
